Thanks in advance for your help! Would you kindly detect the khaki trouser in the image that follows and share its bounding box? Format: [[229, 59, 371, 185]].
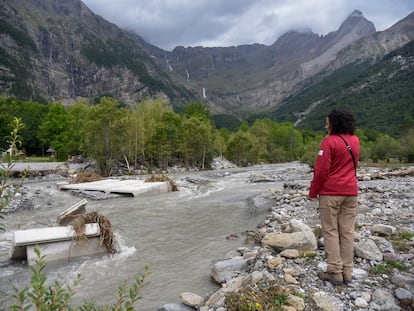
[[319, 195, 358, 274]]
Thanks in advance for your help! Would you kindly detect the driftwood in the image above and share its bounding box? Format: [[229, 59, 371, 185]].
[[69, 171, 103, 184], [359, 168, 414, 180], [145, 174, 178, 191], [72, 211, 115, 253]]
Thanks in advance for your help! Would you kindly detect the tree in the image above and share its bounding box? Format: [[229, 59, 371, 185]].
[[226, 130, 260, 166], [150, 111, 183, 169], [84, 97, 128, 176], [183, 101, 210, 120], [370, 134, 400, 162], [268, 122, 303, 162], [128, 99, 171, 168], [66, 102, 88, 157], [399, 129, 414, 162], [249, 118, 273, 162], [181, 116, 214, 169], [0, 98, 47, 155], [38, 102, 71, 160]]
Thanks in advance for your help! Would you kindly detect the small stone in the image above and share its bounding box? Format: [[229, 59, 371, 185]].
[[267, 256, 283, 269], [284, 273, 298, 284], [280, 249, 300, 259], [354, 297, 369, 308]]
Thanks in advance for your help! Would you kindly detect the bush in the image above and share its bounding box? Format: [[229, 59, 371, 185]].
[[225, 282, 290, 311], [7, 248, 151, 311]]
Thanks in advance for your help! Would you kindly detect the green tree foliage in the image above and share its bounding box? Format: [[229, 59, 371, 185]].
[[211, 113, 241, 131], [249, 118, 273, 162], [269, 122, 304, 162], [83, 97, 129, 176], [0, 98, 47, 155], [181, 115, 214, 169], [1, 95, 412, 176], [125, 99, 171, 169], [67, 103, 88, 157], [399, 129, 414, 162], [226, 130, 260, 166], [370, 134, 400, 162], [183, 101, 210, 120], [272, 41, 414, 137], [150, 111, 183, 169], [38, 103, 72, 160]]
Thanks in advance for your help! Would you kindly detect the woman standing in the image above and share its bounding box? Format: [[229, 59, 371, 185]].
[[309, 109, 360, 285]]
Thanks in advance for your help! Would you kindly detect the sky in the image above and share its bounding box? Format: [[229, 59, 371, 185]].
[[82, 0, 414, 51]]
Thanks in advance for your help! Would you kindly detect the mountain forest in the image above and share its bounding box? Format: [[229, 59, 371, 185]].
[[0, 0, 413, 174]]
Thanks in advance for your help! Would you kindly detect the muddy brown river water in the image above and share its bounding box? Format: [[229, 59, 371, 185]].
[[0, 162, 309, 310]]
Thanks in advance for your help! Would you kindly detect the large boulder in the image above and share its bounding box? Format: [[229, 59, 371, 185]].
[[210, 258, 248, 283], [262, 219, 317, 251]]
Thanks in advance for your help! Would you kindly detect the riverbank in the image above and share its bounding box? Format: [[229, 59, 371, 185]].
[[2, 161, 414, 310], [159, 165, 414, 311]]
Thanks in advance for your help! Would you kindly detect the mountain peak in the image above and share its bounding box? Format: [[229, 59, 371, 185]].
[[337, 9, 376, 36], [349, 9, 363, 18]]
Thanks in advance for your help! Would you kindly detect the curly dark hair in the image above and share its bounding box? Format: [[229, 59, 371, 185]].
[[328, 109, 356, 134]]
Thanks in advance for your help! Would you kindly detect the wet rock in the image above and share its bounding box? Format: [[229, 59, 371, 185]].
[[210, 258, 248, 283], [160, 165, 414, 310], [179, 292, 204, 308], [248, 174, 275, 183], [390, 274, 414, 291], [262, 230, 317, 251], [371, 224, 397, 236], [157, 303, 195, 311], [311, 291, 344, 311], [370, 288, 402, 311], [395, 287, 413, 301], [354, 239, 383, 261]]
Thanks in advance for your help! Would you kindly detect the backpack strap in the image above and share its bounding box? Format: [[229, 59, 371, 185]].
[[336, 134, 357, 173]]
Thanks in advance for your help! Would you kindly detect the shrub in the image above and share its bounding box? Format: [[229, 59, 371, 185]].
[[7, 248, 151, 311], [225, 282, 290, 311]]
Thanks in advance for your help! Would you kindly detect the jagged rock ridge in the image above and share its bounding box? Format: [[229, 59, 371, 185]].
[[0, 0, 193, 106], [0, 1, 413, 118]]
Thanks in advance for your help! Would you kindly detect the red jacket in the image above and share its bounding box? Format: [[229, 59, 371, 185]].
[[309, 134, 359, 198]]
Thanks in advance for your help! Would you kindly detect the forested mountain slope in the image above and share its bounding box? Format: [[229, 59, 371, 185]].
[[269, 40, 414, 136]]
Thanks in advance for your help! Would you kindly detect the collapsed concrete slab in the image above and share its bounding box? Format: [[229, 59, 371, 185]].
[[56, 198, 88, 225], [58, 179, 172, 197], [9, 223, 107, 265]]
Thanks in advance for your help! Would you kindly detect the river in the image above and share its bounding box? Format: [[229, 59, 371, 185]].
[[0, 162, 309, 310]]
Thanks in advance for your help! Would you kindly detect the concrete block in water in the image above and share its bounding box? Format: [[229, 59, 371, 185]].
[[9, 223, 107, 265], [56, 198, 87, 225]]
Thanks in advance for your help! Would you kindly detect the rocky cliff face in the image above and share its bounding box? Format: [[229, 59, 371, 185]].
[[0, 1, 413, 117], [0, 0, 192, 106], [327, 11, 414, 71], [150, 10, 379, 116]]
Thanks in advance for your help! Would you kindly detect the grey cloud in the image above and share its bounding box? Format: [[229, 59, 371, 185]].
[[82, 0, 414, 50]]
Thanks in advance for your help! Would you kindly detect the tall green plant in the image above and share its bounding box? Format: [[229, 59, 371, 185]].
[[7, 248, 151, 311], [0, 117, 25, 231]]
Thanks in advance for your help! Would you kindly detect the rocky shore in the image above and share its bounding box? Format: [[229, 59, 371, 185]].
[[3, 160, 414, 310], [159, 165, 414, 311]]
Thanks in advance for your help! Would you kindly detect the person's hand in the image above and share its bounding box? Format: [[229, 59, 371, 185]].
[[309, 197, 318, 201]]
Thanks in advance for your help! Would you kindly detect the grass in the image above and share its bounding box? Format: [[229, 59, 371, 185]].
[[225, 282, 292, 311], [371, 260, 409, 275], [19, 156, 58, 162], [391, 231, 414, 252]]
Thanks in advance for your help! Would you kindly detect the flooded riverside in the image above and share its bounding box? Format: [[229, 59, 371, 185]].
[[0, 162, 309, 310]]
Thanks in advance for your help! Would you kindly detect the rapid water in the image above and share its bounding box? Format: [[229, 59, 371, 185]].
[[0, 163, 306, 310]]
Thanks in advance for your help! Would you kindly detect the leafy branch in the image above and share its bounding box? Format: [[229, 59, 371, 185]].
[[0, 117, 25, 231]]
